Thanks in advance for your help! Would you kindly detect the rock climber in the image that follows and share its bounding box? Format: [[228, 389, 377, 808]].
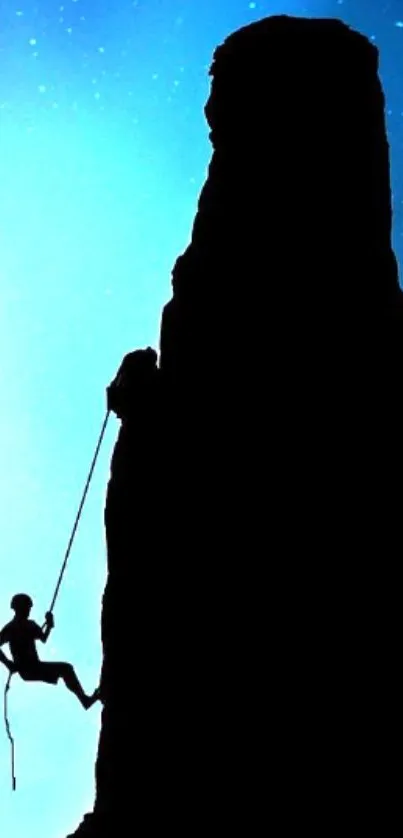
[[0, 593, 100, 710]]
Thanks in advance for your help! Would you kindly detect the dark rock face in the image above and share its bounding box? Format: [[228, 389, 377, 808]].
[[68, 16, 401, 837]]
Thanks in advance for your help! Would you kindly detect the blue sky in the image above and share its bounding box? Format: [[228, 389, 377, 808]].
[[1, 1, 402, 836]]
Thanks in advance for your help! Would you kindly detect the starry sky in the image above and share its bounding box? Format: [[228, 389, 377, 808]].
[[0, 1, 402, 836]]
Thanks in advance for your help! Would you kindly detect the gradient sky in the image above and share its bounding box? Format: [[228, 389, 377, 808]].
[[1, 1, 402, 836]]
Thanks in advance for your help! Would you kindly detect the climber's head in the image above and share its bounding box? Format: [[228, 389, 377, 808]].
[[11, 593, 33, 619]]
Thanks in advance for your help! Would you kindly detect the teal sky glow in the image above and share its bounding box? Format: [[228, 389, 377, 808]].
[[1, 1, 402, 836]]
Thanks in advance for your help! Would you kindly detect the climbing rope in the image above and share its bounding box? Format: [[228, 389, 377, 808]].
[[4, 408, 111, 791], [4, 671, 15, 790], [42, 409, 111, 625]]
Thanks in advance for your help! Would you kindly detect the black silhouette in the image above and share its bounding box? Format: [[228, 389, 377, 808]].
[[37, 14, 399, 837], [0, 594, 100, 710], [106, 346, 158, 420]]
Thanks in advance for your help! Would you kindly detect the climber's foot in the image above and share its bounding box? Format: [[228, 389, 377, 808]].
[[82, 688, 101, 710], [96, 684, 105, 704], [92, 686, 102, 704]]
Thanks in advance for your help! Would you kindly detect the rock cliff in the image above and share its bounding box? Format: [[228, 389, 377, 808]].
[[68, 15, 401, 836]]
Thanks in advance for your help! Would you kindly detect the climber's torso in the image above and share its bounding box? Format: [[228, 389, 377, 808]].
[[0, 619, 41, 668]]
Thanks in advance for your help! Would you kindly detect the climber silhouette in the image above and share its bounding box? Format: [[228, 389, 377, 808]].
[[0, 594, 100, 710]]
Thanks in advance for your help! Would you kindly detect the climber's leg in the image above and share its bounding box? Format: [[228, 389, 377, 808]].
[[58, 663, 99, 710], [19, 661, 100, 709]]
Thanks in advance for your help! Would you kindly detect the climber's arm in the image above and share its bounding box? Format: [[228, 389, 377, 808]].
[[0, 649, 15, 671], [34, 613, 54, 644], [0, 627, 15, 671], [40, 624, 52, 643]]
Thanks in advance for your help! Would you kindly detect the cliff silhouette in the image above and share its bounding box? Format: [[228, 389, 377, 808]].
[[67, 15, 401, 836]]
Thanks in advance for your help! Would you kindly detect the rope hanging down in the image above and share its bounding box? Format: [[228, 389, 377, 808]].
[[4, 672, 15, 791], [4, 408, 110, 791]]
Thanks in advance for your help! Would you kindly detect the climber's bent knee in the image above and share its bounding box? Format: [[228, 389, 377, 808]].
[[59, 663, 73, 677]]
